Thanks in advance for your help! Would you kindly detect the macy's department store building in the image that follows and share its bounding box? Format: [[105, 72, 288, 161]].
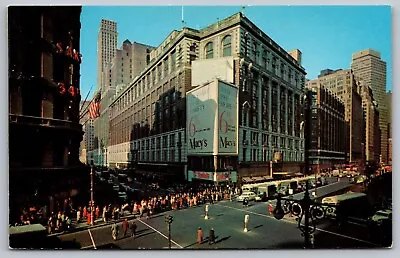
[[186, 72, 305, 186]]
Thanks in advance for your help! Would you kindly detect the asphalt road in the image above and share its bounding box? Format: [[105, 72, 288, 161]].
[[55, 182, 382, 250]]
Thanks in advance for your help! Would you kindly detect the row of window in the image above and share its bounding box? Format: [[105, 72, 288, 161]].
[[241, 148, 304, 162], [205, 35, 232, 59], [242, 130, 303, 150], [242, 32, 304, 88]]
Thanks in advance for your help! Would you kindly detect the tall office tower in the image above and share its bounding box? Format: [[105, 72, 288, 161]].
[[351, 49, 388, 164], [97, 19, 117, 92], [306, 69, 364, 163]]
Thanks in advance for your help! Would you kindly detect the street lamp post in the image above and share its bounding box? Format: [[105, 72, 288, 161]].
[[165, 215, 173, 249]]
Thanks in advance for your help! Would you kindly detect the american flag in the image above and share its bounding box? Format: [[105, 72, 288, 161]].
[[89, 92, 101, 119]]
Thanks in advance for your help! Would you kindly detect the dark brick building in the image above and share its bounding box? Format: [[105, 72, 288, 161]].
[[8, 6, 89, 223]]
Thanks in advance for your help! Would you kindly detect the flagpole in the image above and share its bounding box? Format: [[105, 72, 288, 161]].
[[80, 85, 93, 111], [79, 91, 100, 120], [181, 6, 184, 27]]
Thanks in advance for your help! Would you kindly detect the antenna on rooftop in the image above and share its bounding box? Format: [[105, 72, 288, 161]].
[[241, 6, 246, 16]]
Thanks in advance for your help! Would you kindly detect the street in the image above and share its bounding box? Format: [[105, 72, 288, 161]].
[[55, 189, 380, 249]]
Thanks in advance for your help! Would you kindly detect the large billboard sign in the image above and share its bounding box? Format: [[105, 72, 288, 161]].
[[186, 83, 217, 154], [217, 81, 238, 154], [186, 79, 238, 155]]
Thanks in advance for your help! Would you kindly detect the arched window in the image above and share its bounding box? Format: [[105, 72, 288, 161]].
[[222, 35, 232, 57], [205, 42, 213, 59]]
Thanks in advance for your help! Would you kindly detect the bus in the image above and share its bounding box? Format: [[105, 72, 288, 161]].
[[241, 181, 279, 200], [276, 179, 297, 196], [322, 192, 372, 225]]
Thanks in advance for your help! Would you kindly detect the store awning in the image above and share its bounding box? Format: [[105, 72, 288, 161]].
[[242, 177, 254, 183]]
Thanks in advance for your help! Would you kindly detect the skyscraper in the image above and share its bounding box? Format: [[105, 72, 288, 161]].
[[97, 19, 117, 92], [351, 49, 388, 163]]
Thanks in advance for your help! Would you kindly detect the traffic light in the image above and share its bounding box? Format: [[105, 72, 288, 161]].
[[165, 215, 173, 224]]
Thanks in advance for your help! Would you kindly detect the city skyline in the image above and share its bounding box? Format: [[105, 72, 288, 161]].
[[80, 5, 392, 99]]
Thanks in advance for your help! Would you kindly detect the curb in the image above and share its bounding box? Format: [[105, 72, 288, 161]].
[[48, 213, 137, 237]]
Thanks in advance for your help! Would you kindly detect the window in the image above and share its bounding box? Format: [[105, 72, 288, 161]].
[[222, 35, 232, 57], [164, 57, 169, 75], [205, 42, 213, 59], [171, 51, 176, 71]]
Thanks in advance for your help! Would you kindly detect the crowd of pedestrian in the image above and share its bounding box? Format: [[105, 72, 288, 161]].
[[11, 182, 240, 237]]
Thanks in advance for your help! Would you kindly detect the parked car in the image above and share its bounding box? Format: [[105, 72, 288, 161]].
[[368, 209, 392, 226], [237, 192, 258, 202]]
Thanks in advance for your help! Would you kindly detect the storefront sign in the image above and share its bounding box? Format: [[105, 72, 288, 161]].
[[188, 170, 237, 183]]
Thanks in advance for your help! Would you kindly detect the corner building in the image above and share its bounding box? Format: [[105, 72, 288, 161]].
[[108, 13, 306, 183], [8, 6, 88, 222]]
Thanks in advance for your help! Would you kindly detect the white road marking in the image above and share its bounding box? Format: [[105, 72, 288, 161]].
[[215, 203, 380, 247], [137, 219, 184, 248], [87, 229, 97, 249]]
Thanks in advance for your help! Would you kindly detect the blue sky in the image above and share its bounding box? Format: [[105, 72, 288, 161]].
[[80, 5, 392, 99]]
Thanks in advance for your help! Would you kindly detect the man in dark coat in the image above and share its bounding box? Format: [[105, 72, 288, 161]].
[[209, 228, 215, 245], [130, 221, 137, 238], [243, 197, 249, 207]]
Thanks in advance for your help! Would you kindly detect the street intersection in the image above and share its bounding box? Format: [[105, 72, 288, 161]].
[[56, 185, 380, 250]]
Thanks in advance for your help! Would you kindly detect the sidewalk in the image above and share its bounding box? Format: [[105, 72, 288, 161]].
[[48, 211, 138, 237]]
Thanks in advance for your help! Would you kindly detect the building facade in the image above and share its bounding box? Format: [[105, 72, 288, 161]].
[[79, 101, 95, 164], [304, 85, 346, 170], [91, 26, 155, 166], [360, 84, 380, 163], [97, 19, 117, 92], [8, 6, 88, 222], [351, 49, 388, 164], [108, 13, 307, 182], [386, 91, 392, 165], [306, 69, 363, 163]]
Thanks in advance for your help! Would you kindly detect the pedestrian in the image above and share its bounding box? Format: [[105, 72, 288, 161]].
[[268, 202, 274, 214], [87, 211, 91, 225], [95, 206, 100, 219], [130, 221, 137, 238], [111, 222, 119, 241], [102, 206, 107, 222], [209, 228, 215, 245], [122, 218, 128, 237], [76, 208, 81, 223], [146, 207, 151, 220], [197, 227, 203, 245], [243, 197, 249, 207]]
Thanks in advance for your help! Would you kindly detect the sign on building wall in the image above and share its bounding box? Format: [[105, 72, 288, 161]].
[[186, 79, 238, 155], [186, 83, 218, 155], [217, 81, 238, 154], [188, 170, 237, 182], [191, 57, 234, 87]]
